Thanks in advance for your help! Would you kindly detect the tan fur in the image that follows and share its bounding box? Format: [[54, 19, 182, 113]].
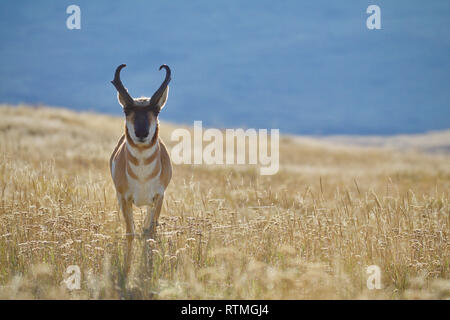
[[110, 65, 172, 275], [110, 125, 172, 201], [110, 121, 172, 274], [109, 134, 127, 194]]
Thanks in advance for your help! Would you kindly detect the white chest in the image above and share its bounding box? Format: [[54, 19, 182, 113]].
[[126, 145, 163, 207]]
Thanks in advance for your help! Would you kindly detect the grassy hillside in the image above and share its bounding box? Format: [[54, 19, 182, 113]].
[[0, 105, 448, 299]]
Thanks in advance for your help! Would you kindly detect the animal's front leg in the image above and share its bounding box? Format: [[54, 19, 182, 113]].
[[119, 196, 134, 276], [143, 193, 164, 240], [142, 194, 163, 271]]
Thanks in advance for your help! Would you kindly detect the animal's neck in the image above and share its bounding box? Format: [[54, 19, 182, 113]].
[[124, 123, 161, 182]]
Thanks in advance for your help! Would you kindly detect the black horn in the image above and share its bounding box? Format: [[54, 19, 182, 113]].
[[111, 64, 135, 107], [148, 64, 171, 107]]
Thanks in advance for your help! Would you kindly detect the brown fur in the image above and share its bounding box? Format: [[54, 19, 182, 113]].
[[110, 64, 172, 275], [110, 121, 172, 275], [110, 126, 172, 192]]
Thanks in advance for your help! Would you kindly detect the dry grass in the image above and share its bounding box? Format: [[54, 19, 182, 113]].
[[0, 104, 448, 299]]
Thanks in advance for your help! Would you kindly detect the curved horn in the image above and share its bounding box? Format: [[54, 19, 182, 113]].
[[149, 64, 171, 106], [111, 64, 135, 106]]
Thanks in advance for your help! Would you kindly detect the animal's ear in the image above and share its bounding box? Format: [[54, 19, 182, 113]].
[[156, 86, 169, 110], [117, 91, 130, 108]]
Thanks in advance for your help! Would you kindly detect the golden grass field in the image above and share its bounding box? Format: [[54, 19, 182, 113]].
[[0, 105, 448, 299]]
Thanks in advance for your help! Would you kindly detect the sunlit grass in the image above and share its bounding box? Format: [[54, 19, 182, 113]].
[[0, 105, 448, 299]]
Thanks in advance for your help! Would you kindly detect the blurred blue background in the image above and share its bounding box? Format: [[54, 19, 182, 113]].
[[0, 0, 449, 135]]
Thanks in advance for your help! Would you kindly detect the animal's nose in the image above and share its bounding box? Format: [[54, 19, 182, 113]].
[[135, 129, 148, 139]]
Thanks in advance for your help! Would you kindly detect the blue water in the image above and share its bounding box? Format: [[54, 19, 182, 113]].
[[0, 1, 449, 135]]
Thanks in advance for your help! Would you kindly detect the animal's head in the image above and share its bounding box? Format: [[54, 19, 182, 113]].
[[111, 64, 171, 144]]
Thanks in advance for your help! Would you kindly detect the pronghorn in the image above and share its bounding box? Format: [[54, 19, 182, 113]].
[[109, 64, 172, 273]]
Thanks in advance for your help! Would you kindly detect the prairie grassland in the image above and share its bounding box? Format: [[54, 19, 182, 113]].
[[0, 105, 448, 299]]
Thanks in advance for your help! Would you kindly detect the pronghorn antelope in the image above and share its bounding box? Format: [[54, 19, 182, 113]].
[[109, 64, 172, 273]]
